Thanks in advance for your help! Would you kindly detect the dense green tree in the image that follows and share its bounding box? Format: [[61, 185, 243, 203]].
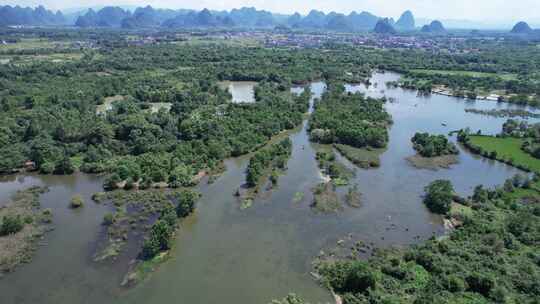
[[54, 155, 75, 175], [175, 190, 199, 218], [141, 219, 173, 260], [246, 138, 292, 188], [309, 82, 390, 149], [423, 179, 454, 214]]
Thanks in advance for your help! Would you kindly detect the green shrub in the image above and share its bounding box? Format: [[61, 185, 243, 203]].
[[141, 235, 161, 260], [70, 195, 84, 208], [0, 214, 24, 236], [103, 173, 121, 191], [443, 275, 466, 292], [39, 162, 55, 174], [342, 262, 377, 293], [54, 156, 75, 175], [175, 190, 199, 218], [466, 273, 494, 297], [103, 213, 115, 225]]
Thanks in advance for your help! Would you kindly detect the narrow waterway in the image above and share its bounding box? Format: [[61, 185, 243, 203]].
[[0, 72, 536, 304]]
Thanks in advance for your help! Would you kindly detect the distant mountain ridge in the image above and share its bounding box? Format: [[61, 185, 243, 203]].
[[121, 6, 178, 28], [0, 5, 65, 26], [163, 8, 235, 28], [2, 4, 539, 31], [0, 4, 417, 32], [71, 6, 402, 31], [75, 7, 131, 27]]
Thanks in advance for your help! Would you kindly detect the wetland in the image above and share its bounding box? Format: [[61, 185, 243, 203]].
[[1, 71, 536, 303]]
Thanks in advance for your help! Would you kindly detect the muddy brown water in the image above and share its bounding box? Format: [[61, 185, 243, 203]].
[[0, 72, 535, 303]]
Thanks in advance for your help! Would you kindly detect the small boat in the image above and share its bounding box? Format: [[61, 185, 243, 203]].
[[441, 122, 448, 126]]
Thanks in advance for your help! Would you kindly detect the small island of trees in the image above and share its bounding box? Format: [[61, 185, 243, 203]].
[[411, 132, 459, 157], [309, 82, 391, 149]]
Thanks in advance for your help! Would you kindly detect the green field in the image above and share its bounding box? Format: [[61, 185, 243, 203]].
[[0, 38, 60, 51], [469, 135, 540, 172], [0, 53, 83, 65], [411, 69, 517, 80]]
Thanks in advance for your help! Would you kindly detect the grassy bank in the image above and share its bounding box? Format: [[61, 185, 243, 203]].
[[334, 144, 383, 169], [467, 135, 540, 173]]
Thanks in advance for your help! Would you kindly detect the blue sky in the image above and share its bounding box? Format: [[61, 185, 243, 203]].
[[5, 0, 540, 23]]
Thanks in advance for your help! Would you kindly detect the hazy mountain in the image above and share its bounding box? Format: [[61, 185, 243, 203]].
[[421, 20, 446, 33], [228, 7, 274, 27], [75, 6, 131, 27], [287, 12, 302, 27], [271, 13, 289, 25], [0, 5, 65, 26], [0, 3, 402, 32], [348, 11, 379, 30], [163, 8, 235, 28], [373, 18, 396, 34], [121, 6, 177, 29], [287, 10, 380, 31], [80, 5, 390, 31], [74, 8, 97, 27], [326, 13, 353, 31], [297, 10, 327, 28], [414, 18, 538, 30], [395, 10, 415, 31], [95, 7, 131, 27], [511, 21, 533, 34]]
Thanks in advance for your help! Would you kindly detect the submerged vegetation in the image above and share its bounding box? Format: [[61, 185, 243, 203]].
[[465, 108, 540, 119], [92, 189, 200, 286], [345, 185, 362, 208], [0, 186, 51, 274], [315, 149, 353, 186], [406, 154, 459, 171], [311, 182, 342, 213]]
